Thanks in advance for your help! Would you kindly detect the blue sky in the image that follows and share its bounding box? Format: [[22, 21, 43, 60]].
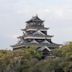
[[0, 0, 72, 49]]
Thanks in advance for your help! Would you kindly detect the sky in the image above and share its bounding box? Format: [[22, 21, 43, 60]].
[[0, 0, 72, 49]]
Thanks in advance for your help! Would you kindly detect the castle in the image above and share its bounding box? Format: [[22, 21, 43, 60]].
[[11, 15, 59, 56]]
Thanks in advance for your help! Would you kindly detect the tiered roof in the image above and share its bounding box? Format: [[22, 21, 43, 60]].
[[11, 15, 60, 51], [26, 15, 44, 23]]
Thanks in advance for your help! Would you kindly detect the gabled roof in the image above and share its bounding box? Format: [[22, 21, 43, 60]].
[[33, 30, 45, 36], [38, 46, 51, 51], [26, 15, 44, 23], [42, 40, 50, 44], [30, 39, 39, 44]]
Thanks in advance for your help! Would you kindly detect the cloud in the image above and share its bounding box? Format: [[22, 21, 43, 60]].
[[37, 8, 63, 18], [16, 4, 72, 20], [17, 8, 63, 18], [15, 0, 72, 20], [38, 8, 72, 20]]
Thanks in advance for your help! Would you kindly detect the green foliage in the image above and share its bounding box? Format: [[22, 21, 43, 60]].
[[0, 42, 72, 72]]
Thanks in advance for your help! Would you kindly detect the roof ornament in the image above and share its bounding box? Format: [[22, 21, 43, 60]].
[[36, 14, 38, 17]]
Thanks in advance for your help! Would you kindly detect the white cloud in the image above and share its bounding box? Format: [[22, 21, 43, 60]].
[[37, 8, 63, 18], [16, 6, 72, 20], [14, 0, 72, 20], [38, 8, 72, 20]]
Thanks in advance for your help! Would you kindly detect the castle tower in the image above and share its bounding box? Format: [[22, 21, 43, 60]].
[[11, 15, 59, 56]]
